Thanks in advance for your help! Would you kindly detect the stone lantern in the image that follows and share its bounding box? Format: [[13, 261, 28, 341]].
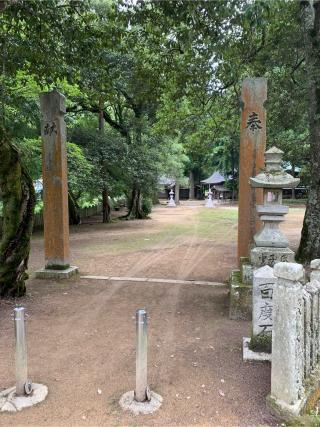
[[250, 146, 300, 268], [205, 187, 214, 208], [168, 189, 176, 207]]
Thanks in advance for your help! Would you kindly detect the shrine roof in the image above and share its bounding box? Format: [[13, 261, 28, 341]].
[[201, 171, 226, 184]]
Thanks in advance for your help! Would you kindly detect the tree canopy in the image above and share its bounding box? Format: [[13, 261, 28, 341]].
[[0, 0, 319, 296]]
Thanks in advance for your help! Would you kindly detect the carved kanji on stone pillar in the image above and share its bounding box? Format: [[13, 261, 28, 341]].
[[238, 78, 267, 261]]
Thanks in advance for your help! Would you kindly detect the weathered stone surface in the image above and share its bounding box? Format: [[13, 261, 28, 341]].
[[40, 90, 70, 270], [310, 271, 320, 281], [310, 260, 320, 282], [238, 78, 267, 260], [267, 365, 320, 419], [271, 263, 305, 409], [250, 246, 294, 268], [303, 289, 312, 378], [305, 282, 319, 370], [310, 259, 320, 269], [241, 263, 253, 285], [253, 212, 289, 248], [274, 262, 305, 282], [252, 265, 276, 338], [229, 270, 252, 320]]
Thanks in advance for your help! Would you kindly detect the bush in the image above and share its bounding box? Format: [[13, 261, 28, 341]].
[[142, 197, 153, 217]]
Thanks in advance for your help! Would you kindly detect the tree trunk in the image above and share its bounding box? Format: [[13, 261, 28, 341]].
[[0, 137, 36, 297], [127, 186, 145, 219], [98, 100, 111, 224], [297, 0, 320, 262], [102, 188, 111, 223], [175, 182, 180, 205], [291, 164, 296, 199], [68, 192, 81, 225], [189, 170, 195, 199]]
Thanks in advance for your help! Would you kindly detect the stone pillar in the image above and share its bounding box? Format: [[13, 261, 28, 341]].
[[270, 262, 305, 413], [237, 78, 267, 261], [251, 266, 276, 346], [175, 182, 180, 205], [36, 90, 78, 278]]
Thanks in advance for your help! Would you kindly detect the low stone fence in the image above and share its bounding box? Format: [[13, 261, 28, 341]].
[[268, 261, 320, 418], [0, 204, 103, 234]]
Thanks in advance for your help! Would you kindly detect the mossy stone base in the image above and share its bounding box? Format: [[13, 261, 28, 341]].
[[249, 332, 272, 353], [35, 266, 79, 279], [229, 269, 252, 320], [243, 337, 271, 361], [45, 263, 70, 270]]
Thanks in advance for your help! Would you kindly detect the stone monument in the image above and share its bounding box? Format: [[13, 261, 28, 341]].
[[243, 265, 276, 360], [243, 147, 300, 359], [250, 147, 300, 268], [36, 90, 78, 278], [238, 78, 267, 260], [230, 146, 299, 325]]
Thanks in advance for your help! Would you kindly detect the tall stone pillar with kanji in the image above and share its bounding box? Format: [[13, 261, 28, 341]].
[[237, 78, 267, 261], [36, 90, 78, 278]]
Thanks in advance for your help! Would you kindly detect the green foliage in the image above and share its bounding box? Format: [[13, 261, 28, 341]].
[[18, 138, 42, 180], [141, 197, 153, 217], [67, 142, 95, 196]]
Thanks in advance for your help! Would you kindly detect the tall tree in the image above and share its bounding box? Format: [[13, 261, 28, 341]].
[[0, 0, 91, 296], [296, 0, 320, 261]]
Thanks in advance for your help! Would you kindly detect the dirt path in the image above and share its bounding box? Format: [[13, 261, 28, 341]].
[[30, 202, 241, 283], [0, 202, 304, 426]]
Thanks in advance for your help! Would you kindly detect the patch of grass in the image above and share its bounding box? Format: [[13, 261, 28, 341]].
[[285, 199, 307, 206], [84, 207, 239, 255], [87, 224, 190, 254], [199, 207, 238, 222], [165, 224, 191, 236], [196, 208, 238, 240], [285, 415, 320, 426]]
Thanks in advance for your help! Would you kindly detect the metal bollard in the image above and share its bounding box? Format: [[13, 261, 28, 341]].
[[134, 309, 149, 402], [14, 307, 32, 396]]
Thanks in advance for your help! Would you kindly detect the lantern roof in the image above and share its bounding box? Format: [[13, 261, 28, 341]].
[[250, 146, 300, 189]]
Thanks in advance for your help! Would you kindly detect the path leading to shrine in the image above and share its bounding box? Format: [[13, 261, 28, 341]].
[[0, 202, 304, 426]]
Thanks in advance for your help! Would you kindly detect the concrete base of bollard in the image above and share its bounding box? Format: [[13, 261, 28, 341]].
[[0, 383, 48, 412], [119, 390, 162, 415]]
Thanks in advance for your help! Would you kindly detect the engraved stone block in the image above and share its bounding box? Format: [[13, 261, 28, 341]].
[[252, 266, 276, 338], [250, 247, 295, 268]]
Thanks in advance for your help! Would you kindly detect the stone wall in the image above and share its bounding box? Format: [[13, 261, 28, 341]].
[[268, 261, 320, 418]]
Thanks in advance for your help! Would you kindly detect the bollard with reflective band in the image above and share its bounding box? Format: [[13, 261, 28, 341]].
[[135, 309, 149, 402], [14, 307, 31, 396]]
